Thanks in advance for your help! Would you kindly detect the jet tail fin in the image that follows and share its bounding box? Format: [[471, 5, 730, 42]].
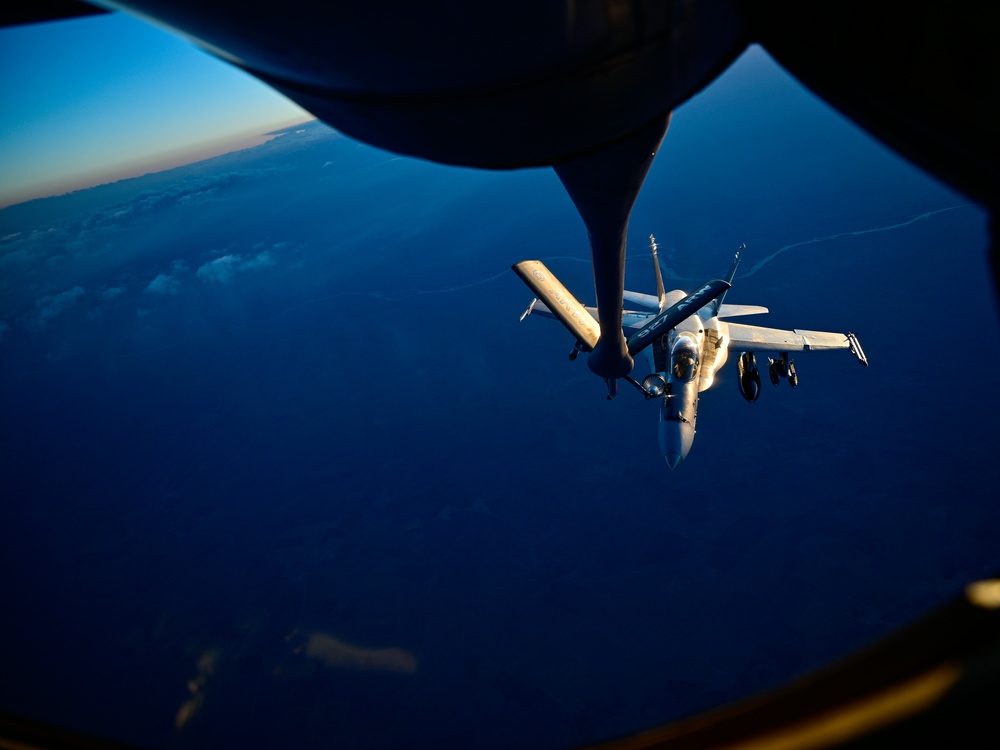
[[714, 242, 745, 312], [649, 234, 667, 308], [512, 261, 601, 351]]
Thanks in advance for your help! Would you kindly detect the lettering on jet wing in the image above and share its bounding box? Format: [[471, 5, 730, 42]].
[[534, 275, 596, 331], [513, 260, 599, 349], [530, 269, 583, 321]]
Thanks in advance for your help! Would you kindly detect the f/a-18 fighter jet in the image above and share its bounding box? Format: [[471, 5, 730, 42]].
[[513, 238, 869, 469]]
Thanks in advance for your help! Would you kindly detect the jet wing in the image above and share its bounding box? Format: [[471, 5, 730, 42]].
[[726, 323, 851, 352], [526, 301, 655, 336], [718, 304, 769, 318], [623, 290, 660, 310], [623, 297, 767, 318], [622, 310, 656, 334], [512, 261, 601, 351]]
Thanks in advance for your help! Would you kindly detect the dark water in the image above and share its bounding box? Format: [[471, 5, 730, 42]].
[[1, 46, 998, 749]]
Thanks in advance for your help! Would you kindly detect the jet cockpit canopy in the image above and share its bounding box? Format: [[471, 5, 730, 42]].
[[671, 336, 699, 382]]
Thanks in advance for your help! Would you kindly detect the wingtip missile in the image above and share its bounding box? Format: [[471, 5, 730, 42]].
[[847, 332, 869, 366], [519, 298, 538, 322]]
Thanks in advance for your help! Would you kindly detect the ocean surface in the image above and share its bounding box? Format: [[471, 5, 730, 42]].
[[1, 46, 998, 749]]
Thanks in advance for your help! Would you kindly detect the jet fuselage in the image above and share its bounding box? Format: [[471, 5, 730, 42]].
[[647, 290, 730, 470]]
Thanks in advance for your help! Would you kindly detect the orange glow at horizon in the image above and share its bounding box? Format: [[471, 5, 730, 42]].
[[1, 117, 314, 209]]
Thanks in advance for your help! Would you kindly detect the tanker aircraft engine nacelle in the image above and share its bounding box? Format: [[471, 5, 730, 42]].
[[515, 238, 869, 469], [737, 351, 761, 403]]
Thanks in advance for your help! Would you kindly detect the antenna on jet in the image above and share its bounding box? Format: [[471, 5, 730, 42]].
[[649, 234, 667, 309]]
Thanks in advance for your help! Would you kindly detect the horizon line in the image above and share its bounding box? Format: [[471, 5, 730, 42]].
[[0, 116, 321, 210]]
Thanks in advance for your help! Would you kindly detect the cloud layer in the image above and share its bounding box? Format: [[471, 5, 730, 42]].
[[144, 274, 180, 295], [27, 286, 85, 330], [196, 251, 274, 283]]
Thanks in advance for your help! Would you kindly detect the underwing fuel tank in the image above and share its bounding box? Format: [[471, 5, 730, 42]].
[[737, 351, 761, 403]]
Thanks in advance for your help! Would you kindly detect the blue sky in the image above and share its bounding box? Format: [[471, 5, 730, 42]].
[[0, 12, 310, 207]]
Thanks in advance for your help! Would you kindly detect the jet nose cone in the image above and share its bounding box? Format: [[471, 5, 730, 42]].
[[659, 417, 693, 471]]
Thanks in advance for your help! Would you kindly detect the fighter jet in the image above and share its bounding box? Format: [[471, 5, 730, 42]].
[[514, 237, 869, 469]]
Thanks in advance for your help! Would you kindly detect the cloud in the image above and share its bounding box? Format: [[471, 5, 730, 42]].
[[196, 251, 275, 283], [0, 321, 9, 338], [77, 169, 274, 232], [145, 274, 180, 295], [174, 649, 218, 730], [99, 287, 126, 300], [196, 255, 240, 283], [0, 249, 32, 268], [26, 286, 84, 330], [242, 251, 274, 270]]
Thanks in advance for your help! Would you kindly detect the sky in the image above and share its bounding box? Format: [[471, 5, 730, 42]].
[[0, 11, 310, 207]]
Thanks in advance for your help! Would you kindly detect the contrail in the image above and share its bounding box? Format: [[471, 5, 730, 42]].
[[349, 203, 975, 299], [741, 204, 974, 278]]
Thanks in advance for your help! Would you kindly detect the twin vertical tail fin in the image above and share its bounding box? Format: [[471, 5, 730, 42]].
[[648, 235, 667, 310], [725, 244, 745, 285], [713, 242, 745, 313]]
